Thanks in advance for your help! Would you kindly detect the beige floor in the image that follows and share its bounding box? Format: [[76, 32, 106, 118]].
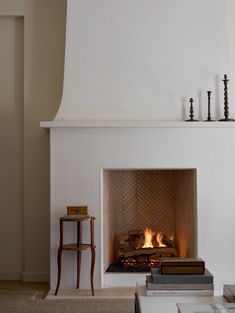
[[0, 281, 49, 299], [47, 287, 136, 299], [0, 281, 135, 313], [0, 281, 135, 299]]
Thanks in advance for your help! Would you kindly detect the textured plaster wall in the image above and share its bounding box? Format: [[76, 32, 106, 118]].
[[0, 0, 66, 281]]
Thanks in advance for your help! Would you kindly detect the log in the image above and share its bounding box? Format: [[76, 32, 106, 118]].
[[118, 247, 178, 258]]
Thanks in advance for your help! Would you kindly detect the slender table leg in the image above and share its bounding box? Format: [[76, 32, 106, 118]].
[[77, 221, 82, 289], [55, 218, 63, 296], [55, 247, 62, 295], [90, 247, 96, 296], [90, 218, 95, 295]]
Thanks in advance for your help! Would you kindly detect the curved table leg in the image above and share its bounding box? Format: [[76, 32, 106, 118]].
[[55, 247, 62, 295], [77, 221, 82, 289], [90, 248, 96, 296], [77, 250, 82, 289]]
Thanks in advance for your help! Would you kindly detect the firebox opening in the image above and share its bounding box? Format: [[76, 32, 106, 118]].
[[103, 169, 197, 273]]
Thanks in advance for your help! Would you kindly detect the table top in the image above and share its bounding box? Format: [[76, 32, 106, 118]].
[[61, 243, 96, 250], [60, 215, 95, 222], [136, 285, 227, 313]]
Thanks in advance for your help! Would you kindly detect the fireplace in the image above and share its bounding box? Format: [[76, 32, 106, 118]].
[[103, 169, 197, 273], [39, 124, 235, 292], [40, 0, 235, 294]]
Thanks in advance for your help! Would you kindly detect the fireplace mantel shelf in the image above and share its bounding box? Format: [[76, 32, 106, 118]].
[[40, 120, 235, 129]]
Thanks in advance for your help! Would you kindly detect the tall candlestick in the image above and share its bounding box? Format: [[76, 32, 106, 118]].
[[219, 74, 235, 121], [204, 91, 215, 122], [207, 91, 212, 121]]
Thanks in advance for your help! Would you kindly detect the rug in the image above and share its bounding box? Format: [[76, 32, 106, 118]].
[[0, 292, 134, 313]]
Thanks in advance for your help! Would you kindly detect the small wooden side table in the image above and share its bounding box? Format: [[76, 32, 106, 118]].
[[54, 216, 96, 296]]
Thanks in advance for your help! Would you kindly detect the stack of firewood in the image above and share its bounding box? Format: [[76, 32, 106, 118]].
[[115, 230, 178, 263]]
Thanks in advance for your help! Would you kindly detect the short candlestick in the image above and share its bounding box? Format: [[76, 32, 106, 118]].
[[186, 98, 198, 121]]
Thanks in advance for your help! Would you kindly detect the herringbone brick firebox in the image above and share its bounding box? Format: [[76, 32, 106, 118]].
[[103, 169, 197, 272]]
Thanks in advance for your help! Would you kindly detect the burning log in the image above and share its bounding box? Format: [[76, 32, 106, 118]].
[[115, 229, 178, 265], [118, 247, 178, 258], [155, 232, 175, 248]]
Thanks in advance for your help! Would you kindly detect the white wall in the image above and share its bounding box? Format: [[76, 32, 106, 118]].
[[0, 17, 24, 278], [43, 0, 235, 292], [55, 0, 231, 121], [0, 0, 66, 281], [1, 0, 234, 285], [228, 0, 235, 98]]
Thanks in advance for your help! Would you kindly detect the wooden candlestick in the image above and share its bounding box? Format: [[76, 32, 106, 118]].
[[204, 91, 215, 121], [186, 98, 198, 121], [219, 74, 235, 121]]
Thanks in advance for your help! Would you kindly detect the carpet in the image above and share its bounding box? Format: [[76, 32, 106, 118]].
[[0, 292, 134, 313]]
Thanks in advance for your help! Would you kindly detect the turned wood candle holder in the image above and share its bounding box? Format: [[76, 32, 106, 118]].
[[186, 98, 198, 121], [204, 91, 215, 121], [219, 74, 235, 121]]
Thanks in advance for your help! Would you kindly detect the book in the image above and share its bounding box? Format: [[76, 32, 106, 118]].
[[160, 258, 205, 275], [223, 284, 235, 303], [146, 275, 214, 290], [63, 214, 90, 219], [146, 288, 214, 296], [67, 206, 88, 215], [151, 268, 213, 284], [177, 303, 235, 313]]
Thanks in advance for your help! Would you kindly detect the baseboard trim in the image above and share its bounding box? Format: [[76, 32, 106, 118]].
[[0, 272, 49, 282], [0, 272, 22, 281], [22, 272, 49, 282]]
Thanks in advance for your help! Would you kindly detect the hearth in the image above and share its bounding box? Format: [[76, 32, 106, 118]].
[[103, 169, 197, 273]]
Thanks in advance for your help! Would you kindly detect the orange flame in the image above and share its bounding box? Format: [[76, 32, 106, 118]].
[[142, 228, 154, 248], [169, 233, 174, 241], [156, 232, 166, 247]]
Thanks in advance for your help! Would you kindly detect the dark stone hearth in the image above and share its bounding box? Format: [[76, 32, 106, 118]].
[[106, 262, 153, 273]]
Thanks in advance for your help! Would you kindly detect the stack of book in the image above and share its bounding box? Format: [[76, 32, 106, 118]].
[[146, 258, 214, 296]]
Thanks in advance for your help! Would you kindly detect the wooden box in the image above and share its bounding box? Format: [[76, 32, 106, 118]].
[[160, 258, 205, 275], [67, 206, 88, 215], [223, 285, 235, 302]]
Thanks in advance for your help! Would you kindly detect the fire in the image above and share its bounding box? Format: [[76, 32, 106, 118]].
[[156, 232, 167, 247], [142, 228, 154, 248], [142, 229, 170, 248]]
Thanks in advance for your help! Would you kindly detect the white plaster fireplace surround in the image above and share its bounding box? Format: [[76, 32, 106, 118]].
[[40, 0, 235, 294], [46, 125, 235, 293]]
